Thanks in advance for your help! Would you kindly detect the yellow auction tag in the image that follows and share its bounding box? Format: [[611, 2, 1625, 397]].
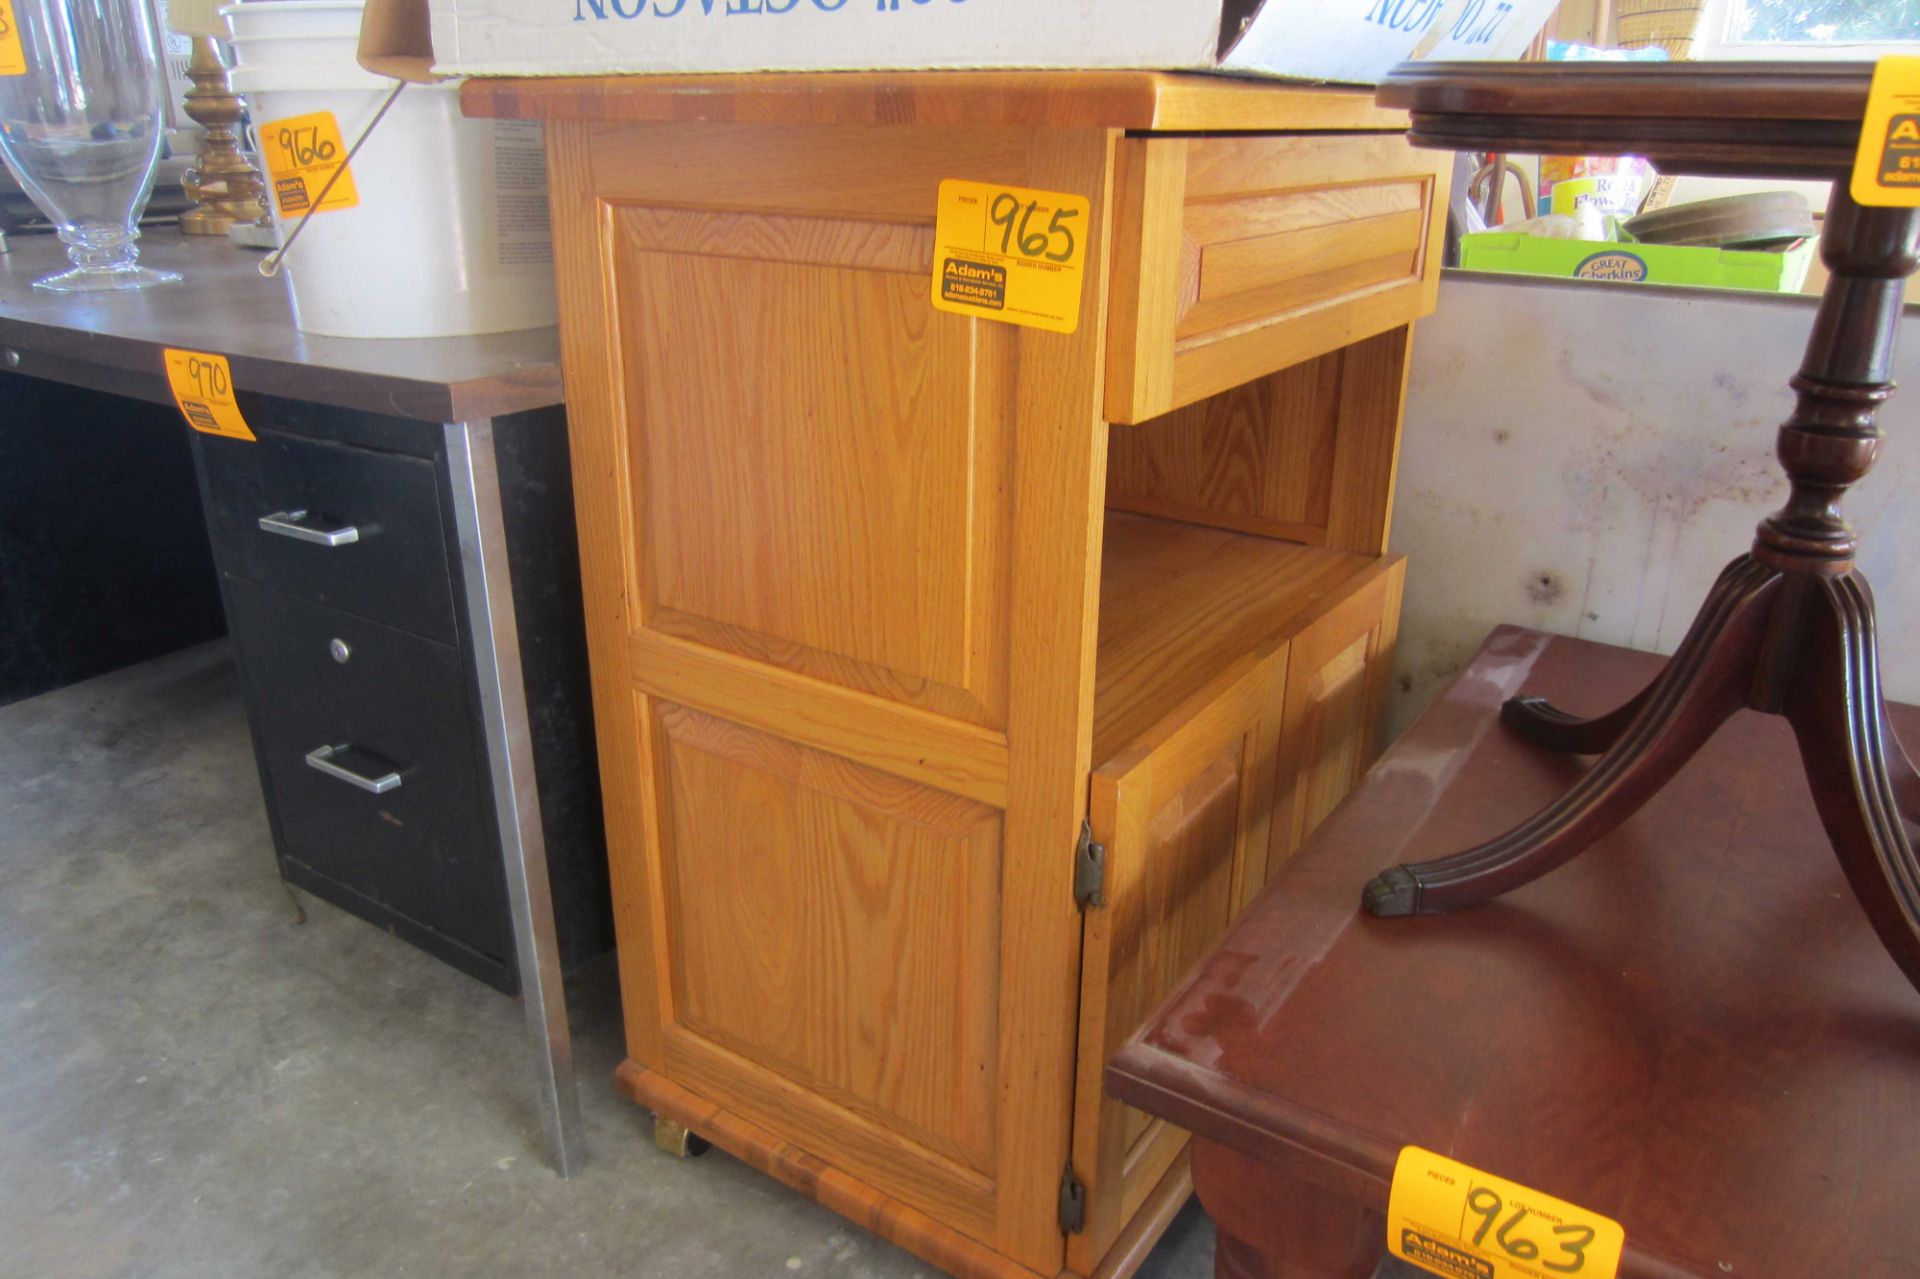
[[163, 349, 255, 442], [0, 0, 28, 78], [930, 179, 1089, 334], [1853, 57, 1920, 208], [259, 111, 359, 217], [1387, 1148, 1624, 1279]]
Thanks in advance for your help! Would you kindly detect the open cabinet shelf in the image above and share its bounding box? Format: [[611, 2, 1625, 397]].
[[1093, 511, 1387, 769]]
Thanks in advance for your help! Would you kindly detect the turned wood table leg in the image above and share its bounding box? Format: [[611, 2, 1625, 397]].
[[1784, 572, 1920, 989], [1499, 545, 1763, 757], [1365, 557, 1774, 916], [1502, 686, 1652, 755], [1363, 190, 1920, 991]]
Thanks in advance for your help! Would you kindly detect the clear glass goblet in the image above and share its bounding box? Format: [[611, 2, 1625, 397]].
[[0, 0, 180, 292]]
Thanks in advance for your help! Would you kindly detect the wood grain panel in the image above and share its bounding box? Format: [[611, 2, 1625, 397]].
[[619, 1064, 1037, 1279], [585, 120, 1035, 220], [1106, 325, 1415, 557], [1106, 356, 1342, 546], [1324, 325, 1415, 557], [554, 117, 1113, 1278], [1176, 211, 1425, 341], [1105, 134, 1448, 424], [628, 628, 1009, 808], [1181, 182, 1423, 245], [616, 205, 1011, 726], [657, 703, 1003, 1180], [986, 123, 1116, 1274], [545, 121, 672, 1067], [1069, 658, 1276, 1274], [1093, 513, 1384, 767], [1269, 558, 1407, 876]]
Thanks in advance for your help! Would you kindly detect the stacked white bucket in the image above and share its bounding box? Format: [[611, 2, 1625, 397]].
[[225, 0, 558, 338]]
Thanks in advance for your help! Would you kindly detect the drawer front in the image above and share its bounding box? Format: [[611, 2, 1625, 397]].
[[1105, 133, 1450, 425], [226, 579, 509, 964], [199, 430, 457, 643]]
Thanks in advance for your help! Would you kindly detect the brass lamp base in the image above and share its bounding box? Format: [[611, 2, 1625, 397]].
[[179, 34, 269, 236]]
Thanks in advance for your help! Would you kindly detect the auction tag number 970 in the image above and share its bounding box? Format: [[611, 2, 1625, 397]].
[[163, 348, 255, 442], [930, 179, 1090, 334], [1387, 1147, 1624, 1279]]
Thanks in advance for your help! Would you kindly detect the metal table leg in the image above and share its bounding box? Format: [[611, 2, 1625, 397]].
[[444, 417, 587, 1178]]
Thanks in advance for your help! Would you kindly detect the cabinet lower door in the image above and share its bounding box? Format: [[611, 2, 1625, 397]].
[[1269, 558, 1406, 877], [1066, 656, 1284, 1274]]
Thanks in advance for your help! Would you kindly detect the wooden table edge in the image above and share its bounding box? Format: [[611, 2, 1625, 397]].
[[1108, 1040, 1711, 1279]]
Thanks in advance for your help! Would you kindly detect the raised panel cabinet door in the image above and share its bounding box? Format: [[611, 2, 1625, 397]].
[[1066, 655, 1283, 1275], [1269, 557, 1407, 876], [545, 118, 1115, 1276]]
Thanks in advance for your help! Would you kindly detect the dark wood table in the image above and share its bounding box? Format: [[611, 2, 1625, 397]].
[[1109, 626, 1920, 1279], [1357, 62, 1920, 1001]]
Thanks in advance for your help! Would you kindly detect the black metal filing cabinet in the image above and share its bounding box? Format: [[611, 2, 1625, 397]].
[[191, 399, 611, 993]]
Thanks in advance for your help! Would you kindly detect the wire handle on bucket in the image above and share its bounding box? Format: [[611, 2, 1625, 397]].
[[259, 80, 408, 280]]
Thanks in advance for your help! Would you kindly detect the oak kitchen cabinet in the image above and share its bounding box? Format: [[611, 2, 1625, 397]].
[[466, 71, 1446, 1279]]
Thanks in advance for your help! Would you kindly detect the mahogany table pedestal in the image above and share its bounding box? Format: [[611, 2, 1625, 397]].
[[1361, 62, 1920, 993], [1108, 628, 1920, 1279]]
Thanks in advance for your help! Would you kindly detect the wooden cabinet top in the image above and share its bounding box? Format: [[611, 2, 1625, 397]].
[[461, 70, 1407, 133]]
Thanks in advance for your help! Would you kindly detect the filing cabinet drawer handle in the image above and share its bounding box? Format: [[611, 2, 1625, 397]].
[[258, 509, 361, 547], [304, 744, 403, 795]]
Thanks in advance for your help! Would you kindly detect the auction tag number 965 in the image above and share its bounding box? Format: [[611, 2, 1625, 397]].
[[930, 178, 1090, 334]]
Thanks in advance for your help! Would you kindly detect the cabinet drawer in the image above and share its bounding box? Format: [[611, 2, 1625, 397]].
[[225, 579, 509, 965], [1105, 133, 1449, 425], [199, 430, 456, 643]]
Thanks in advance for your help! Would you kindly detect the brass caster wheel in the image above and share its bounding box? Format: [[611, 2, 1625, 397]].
[[652, 1115, 709, 1159]]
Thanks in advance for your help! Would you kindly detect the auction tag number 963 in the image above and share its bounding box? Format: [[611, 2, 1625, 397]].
[[1387, 1147, 1624, 1279]]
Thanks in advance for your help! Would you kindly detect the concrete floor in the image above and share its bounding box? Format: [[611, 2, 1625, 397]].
[[0, 642, 1220, 1279]]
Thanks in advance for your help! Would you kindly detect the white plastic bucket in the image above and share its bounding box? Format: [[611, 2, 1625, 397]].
[[221, 1, 365, 41], [229, 34, 364, 69], [233, 65, 558, 338]]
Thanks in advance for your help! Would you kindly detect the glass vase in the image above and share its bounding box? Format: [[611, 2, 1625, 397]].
[[0, 0, 180, 291]]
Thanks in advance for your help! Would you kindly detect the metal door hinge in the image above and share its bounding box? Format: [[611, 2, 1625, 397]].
[[1058, 1162, 1087, 1235], [1074, 818, 1106, 910]]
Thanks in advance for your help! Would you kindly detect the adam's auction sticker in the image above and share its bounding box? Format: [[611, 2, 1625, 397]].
[[1853, 57, 1920, 208], [1387, 1147, 1624, 1279], [931, 179, 1089, 334]]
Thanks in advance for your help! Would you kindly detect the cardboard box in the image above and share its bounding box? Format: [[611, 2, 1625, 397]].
[[410, 0, 1561, 84], [1459, 232, 1818, 294]]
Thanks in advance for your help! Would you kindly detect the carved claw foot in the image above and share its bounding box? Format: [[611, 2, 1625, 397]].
[[1361, 866, 1422, 917], [1501, 691, 1649, 756]]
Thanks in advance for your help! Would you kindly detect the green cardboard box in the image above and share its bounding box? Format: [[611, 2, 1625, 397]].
[[1458, 231, 1815, 293]]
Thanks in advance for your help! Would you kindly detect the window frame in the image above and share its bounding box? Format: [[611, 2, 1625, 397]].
[[1692, 0, 1920, 60]]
